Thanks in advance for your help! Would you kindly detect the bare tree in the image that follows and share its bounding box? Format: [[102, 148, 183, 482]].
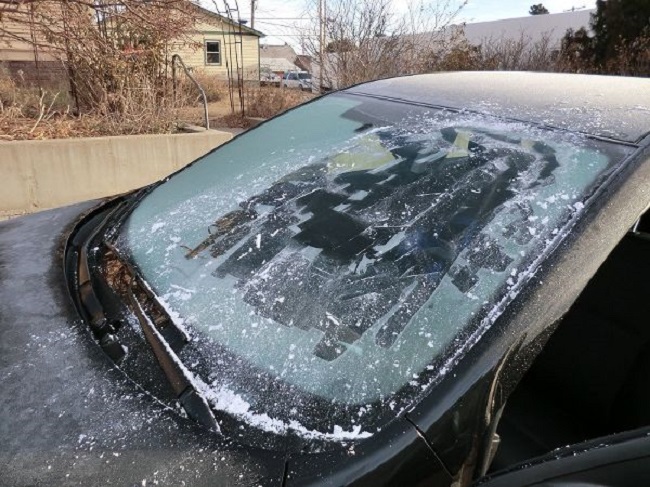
[[1, 0, 199, 116], [476, 31, 557, 71], [302, 0, 466, 90]]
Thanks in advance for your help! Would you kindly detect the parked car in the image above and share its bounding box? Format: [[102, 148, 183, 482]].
[[284, 70, 312, 91], [261, 67, 282, 87], [1, 72, 649, 486]]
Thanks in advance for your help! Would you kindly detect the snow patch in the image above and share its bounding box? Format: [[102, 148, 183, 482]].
[[201, 384, 373, 442], [150, 222, 166, 233]]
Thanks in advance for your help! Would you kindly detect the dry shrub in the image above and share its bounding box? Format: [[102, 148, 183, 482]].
[[429, 31, 650, 76], [0, 0, 201, 133], [423, 40, 484, 71], [475, 33, 557, 71], [304, 0, 466, 89], [0, 64, 192, 139], [59, 1, 197, 113], [603, 35, 650, 76], [0, 67, 16, 105], [97, 88, 176, 135], [0, 1, 246, 139], [1, 115, 94, 141], [0, 61, 203, 139], [210, 86, 313, 129], [0, 67, 71, 114], [215, 111, 251, 129], [415, 32, 559, 73], [0, 66, 76, 140], [244, 86, 312, 119], [190, 70, 227, 103]]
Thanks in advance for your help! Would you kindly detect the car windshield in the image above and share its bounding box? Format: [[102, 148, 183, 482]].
[[299, 73, 311, 80], [117, 92, 631, 441]]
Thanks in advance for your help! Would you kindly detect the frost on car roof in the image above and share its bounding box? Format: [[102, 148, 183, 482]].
[[118, 93, 632, 435], [347, 72, 650, 143]]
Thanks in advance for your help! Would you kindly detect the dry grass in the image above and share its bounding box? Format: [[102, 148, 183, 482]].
[[212, 86, 314, 128], [244, 86, 313, 119], [182, 85, 315, 129], [0, 68, 315, 139], [189, 71, 227, 103], [0, 68, 80, 140], [213, 111, 252, 129], [0, 115, 95, 141], [0, 65, 202, 140]]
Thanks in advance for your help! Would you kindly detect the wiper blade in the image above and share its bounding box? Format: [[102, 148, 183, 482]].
[[128, 291, 220, 434], [104, 242, 189, 353]]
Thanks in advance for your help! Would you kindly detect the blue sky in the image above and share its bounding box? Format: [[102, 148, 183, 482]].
[[227, 0, 597, 48]]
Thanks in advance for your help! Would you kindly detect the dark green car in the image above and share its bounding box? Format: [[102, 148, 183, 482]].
[[1, 72, 649, 486]]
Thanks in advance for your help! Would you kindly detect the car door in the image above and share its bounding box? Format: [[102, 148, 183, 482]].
[[475, 427, 650, 486], [285, 72, 296, 88], [473, 213, 650, 485]]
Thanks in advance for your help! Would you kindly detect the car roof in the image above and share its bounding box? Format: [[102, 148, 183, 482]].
[[345, 72, 650, 144]]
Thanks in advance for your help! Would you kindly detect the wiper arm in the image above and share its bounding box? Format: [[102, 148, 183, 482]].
[[185, 207, 258, 259], [128, 291, 220, 434]]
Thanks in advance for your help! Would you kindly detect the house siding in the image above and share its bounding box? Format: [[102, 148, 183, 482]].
[[0, 3, 66, 86], [0, 4, 61, 63], [2, 7, 261, 83], [171, 18, 260, 79]]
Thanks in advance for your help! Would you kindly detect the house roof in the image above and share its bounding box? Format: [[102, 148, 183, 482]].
[[193, 4, 265, 37], [405, 9, 594, 52], [260, 57, 298, 72], [260, 43, 298, 61], [461, 9, 593, 48], [99, 4, 265, 37], [295, 54, 312, 70]]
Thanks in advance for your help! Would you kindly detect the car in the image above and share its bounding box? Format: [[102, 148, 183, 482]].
[[1, 72, 649, 486], [284, 70, 313, 91], [261, 68, 282, 87]]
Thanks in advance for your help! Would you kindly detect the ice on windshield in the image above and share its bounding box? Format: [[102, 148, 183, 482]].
[[119, 93, 630, 432]]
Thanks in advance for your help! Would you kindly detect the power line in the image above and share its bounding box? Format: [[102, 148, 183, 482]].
[[255, 21, 309, 30], [259, 31, 310, 36]]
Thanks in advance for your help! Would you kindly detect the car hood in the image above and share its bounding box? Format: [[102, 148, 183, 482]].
[[0, 202, 285, 486]]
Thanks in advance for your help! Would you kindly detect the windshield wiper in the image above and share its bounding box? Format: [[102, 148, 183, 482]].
[[103, 242, 189, 352], [128, 291, 220, 433], [68, 194, 220, 433]]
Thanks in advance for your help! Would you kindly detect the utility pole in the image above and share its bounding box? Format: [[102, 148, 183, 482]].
[[251, 0, 256, 29], [318, 0, 325, 93]]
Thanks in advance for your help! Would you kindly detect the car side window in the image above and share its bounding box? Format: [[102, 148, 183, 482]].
[[485, 210, 650, 476]]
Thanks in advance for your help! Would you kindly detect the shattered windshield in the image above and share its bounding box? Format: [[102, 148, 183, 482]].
[[118, 93, 631, 439]]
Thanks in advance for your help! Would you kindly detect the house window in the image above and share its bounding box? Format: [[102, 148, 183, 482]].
[[205, 41, 221, 65]]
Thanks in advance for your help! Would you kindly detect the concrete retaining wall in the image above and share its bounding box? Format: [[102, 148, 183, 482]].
[[0, 130, 232, 218]]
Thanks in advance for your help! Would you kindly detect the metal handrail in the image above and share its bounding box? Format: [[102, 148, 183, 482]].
[[171, 54, 210, 130]]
